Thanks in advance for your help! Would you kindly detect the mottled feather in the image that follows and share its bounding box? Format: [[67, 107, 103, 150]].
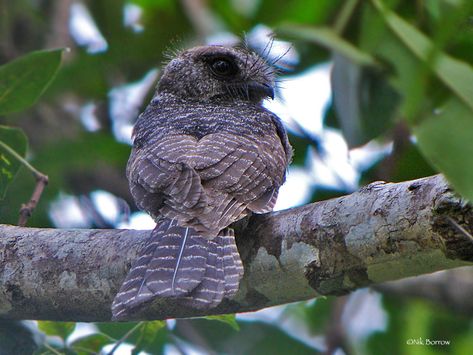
[[112, 44, 292, 320]]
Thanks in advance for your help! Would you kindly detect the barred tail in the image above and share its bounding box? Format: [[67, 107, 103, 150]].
[[111, 219, 244, 320], [181, 228, 244, 308]]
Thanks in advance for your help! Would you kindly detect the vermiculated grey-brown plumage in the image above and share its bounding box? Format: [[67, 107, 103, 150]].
[[112, 45, 292, 320]]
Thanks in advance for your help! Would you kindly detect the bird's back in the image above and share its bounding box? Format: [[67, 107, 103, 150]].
[[127, 94, 290, 235]]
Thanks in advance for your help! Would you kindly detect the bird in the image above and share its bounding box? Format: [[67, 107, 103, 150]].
[[111, 44, 292, 320]]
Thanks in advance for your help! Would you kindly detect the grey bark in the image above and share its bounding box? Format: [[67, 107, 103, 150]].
[[0, 174, 472, 322]]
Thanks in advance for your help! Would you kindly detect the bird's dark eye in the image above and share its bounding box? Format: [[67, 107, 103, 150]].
[[209, 58, 238, 78]]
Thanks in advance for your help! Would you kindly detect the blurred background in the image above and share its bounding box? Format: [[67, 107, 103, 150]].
[[1, 0, 473, 354]]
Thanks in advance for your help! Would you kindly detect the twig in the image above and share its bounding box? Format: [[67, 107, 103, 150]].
[[0, 140, 42, 177], [106, 322, 143, 355], [0, 139, 49, 226], [43, 343, 63, 355], [18, 172, 48, 227], [447, 216, 473, 242]]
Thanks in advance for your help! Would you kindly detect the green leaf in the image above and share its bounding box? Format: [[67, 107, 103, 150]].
[[366, 295, 404, 355], [96, 321, 167, 353], [331, 54, 400, 147], [257, 0, 341, 25], [96, 322, 139, 340], [387, 142, 437, 183], [414, 98, 473, 201], [70, 333, 113, 355], [205, 314, 240, 331], [304, 297, 337, 333], [359, 3, 424, 120], [284, 298, 337, 334], [0, 48, 65, 115], [173, 318, 318, 355], [130, 0, 174, 10], [372, 0, 473, 115], [277, 25, 376, 66], [38, 321, 75, 341], [132, 321, 166, 354], [0, 125, 28, 199], [367, 294, 473, 355], [454, 334, 473, 355]]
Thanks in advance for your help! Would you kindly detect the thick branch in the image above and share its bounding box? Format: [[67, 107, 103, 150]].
[[0, 174, 472, 321]]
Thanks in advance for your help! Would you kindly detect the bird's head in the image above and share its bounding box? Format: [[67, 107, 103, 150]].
[[157, 45, 276, 104]]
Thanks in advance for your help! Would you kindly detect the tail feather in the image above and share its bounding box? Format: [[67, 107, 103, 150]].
[[112, 219, 206, 319], [181, 228, 243, 309], [181, 238, 226, 308], [112, 220, 244, 320], [144, 228, 207, 295], [221, 228, 244, 295]]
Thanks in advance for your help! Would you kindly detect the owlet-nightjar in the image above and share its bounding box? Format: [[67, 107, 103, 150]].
[[112, 45, 292, 320]]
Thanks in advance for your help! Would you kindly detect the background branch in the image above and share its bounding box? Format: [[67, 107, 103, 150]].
[[0, 174, 472, 322], [375, 266, 473, 315]]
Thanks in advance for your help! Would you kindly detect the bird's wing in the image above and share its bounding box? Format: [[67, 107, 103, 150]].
[[128, 129, 288, 234], [194, 131, 288, 220], [127, 134, 209, 220]]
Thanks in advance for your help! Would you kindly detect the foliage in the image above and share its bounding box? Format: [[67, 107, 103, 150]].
[[0, 49, 64, 115], [0, 0, 472, 354], [366, 296, 473, 355], [0, 49, 63, 199], [0, 125, 27, 198]]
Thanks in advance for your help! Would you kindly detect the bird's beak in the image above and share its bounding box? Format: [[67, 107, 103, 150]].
[[248, 82, 275, 100]]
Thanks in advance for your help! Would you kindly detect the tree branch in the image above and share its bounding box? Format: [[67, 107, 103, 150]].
[[0, 174, 472, 322]]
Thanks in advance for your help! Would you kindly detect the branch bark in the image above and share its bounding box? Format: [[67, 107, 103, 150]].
[[0, 174, 472, 322]]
